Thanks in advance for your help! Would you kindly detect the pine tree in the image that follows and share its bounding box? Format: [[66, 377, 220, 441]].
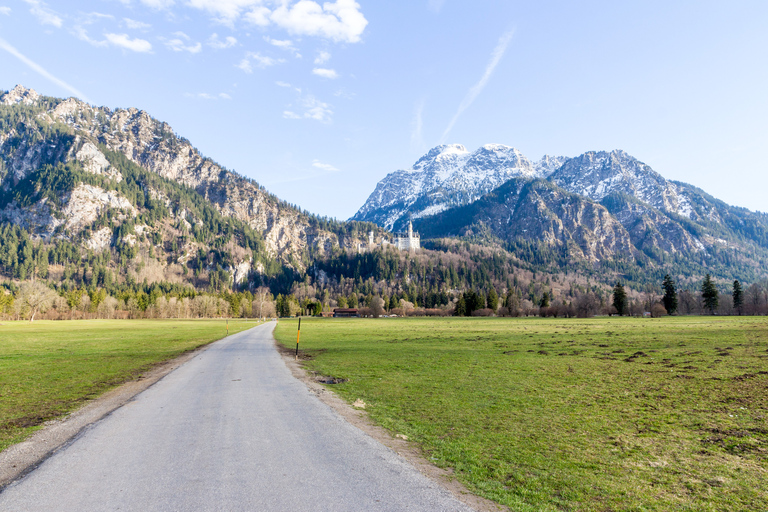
[[612, 283, 628, 316], [732, 280, 744, 315], [662, 274, 678, 315], [701, 274, 719, 314], [487, 288, 499, 311]]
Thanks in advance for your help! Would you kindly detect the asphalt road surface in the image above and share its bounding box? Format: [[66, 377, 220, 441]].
[[0, 322, 475, 512]]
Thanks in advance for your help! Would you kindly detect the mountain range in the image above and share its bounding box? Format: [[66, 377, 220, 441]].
[[0, 85, 378, 289], [354, 144, 768, 282], [2, 84, 766, 299]]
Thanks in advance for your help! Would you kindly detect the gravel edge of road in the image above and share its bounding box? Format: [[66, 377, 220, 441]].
[[0, 338, 220, 491], [275, 339, 507, 512]]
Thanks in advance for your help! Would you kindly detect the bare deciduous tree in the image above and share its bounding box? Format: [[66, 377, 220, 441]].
[[16, 281, 58, 322]]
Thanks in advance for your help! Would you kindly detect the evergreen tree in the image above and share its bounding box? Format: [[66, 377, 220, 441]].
[[662, 274, 678, 315], [701, 274, 719, 314], [732, 280, 744, 315], [455, 296, 467, 316], [612, 283, 628, 316], [487, 288, 499, 311], [539, 291, 550, 308]]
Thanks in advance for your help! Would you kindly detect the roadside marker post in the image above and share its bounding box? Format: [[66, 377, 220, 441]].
[[295, 317, 301, 359], [226, 319, 229, 336]]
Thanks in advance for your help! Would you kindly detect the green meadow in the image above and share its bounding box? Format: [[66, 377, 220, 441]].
[[275, 316, 768, 511], [0, 319, 255, 452]]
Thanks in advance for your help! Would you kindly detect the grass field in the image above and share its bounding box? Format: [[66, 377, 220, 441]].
[[0, 319, 256, 452], [275, 316, 768, 511]]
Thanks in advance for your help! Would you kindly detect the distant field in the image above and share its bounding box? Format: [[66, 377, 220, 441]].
[[275, 316, 768, 511], [0, 319, 255, 452]]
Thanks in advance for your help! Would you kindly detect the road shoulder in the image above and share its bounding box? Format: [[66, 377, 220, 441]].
[[275, 339, 506, 512], [0, 340, 217, 490]]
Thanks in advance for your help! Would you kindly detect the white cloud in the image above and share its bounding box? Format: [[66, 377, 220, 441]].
[[299, 94, 333, 122], [105, 33, 153, 53], [312, 67, 338, 79], [186, 0, 367, 43], [0, 7, 12, 15], [23, 0, 62, 27], [265, 36, 300, 57], [314, 50, 330, 65], [219, 92, 232, 99], [275, 81, 292, 88], [123, 17, 150, 29], [73, 26, 106, 46], [441, 30, 514, 142], [312, 160, 339, 172], [237, 51, 284, 73], [208, 33, 237, 49], [270, 0, 367, 43], [283, 110, 301, 119], [244, 6, 270, 26], [164, 33, 202, 53], [0, 36, 90, 102]]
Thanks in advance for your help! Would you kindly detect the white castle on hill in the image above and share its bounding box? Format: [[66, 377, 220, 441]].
[[393, 221, 420, 251], [358, 221, 420, 253]]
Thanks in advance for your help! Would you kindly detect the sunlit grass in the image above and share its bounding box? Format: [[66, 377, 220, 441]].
[[275, 316, 768, 511]]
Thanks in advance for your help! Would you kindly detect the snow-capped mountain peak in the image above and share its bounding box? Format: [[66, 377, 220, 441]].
[[352, 143, 539, 230]]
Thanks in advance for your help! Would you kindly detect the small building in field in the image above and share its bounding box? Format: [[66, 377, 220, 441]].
[[333, 308, 359, 318]]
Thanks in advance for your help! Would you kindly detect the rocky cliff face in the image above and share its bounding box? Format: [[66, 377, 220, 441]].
[[0, 85, 364, 271], [416, 177, 635, 262]]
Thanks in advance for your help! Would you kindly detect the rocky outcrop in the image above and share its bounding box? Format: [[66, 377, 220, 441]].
[[0, 85, 366, 270], [416, 177, 635, 262]]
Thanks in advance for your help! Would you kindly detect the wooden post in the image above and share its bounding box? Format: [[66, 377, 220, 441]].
[[295, 317, 301, 359]]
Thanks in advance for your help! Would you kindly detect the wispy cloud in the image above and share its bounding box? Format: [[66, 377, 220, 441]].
[[411, 99, 425, 151], [105, 33, 153, 53], [237, 51, 284, 73], [265, 36, 300, 57], [0, 6, 11, 15], [312, 67, 338, 79], [440, 30, 514, 143], [23, 0, 62, 27], [123, 18, 150, 30], [314, 50, 330, 65], [312, 159, 339, 172], [284, 94, 333, 123], [163, 32, 202, 53], [188, 0, 367, 43], [208, 33, 237, 49], [0, 36, 90, 102]]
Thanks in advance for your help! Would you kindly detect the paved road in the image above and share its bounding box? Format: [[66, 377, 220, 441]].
[[0, 322, 475, 512]]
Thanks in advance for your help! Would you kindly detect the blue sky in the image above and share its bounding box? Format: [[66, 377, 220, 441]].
[[1, 1, 767, 219]]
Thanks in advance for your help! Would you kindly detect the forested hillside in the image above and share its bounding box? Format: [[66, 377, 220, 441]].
[[2, 85, 767, 322]]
